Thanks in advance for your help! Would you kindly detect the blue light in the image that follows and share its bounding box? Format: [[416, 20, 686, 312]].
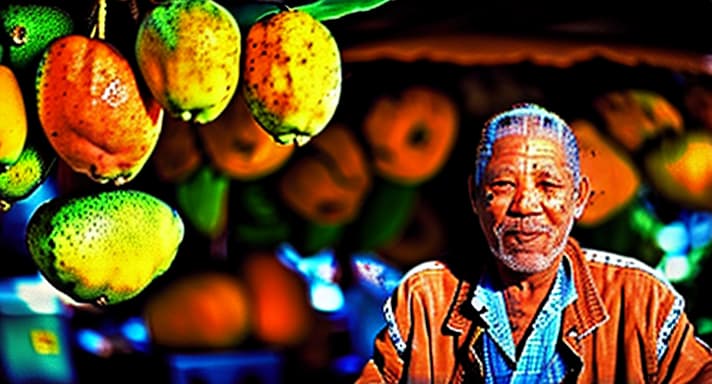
[[688, 212, 712, 249], [121, 317, 149, 344], [310, 281, 344, 313], [332, 354, 366, 376], [275, 242, 339, 282], [76, 329, 111, 357], [351, 251, 403, 301], [656, 221, 689, 255]]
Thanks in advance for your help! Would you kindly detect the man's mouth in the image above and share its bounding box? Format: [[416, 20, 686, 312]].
[[506, 231, 546, 243]]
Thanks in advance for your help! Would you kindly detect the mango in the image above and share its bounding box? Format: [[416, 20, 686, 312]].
[[135, 0, 241, 124], [0, 4, 73, 70], [0, 143, 55, 211], [0, 65, 27, 169], [242, 9, 341, 146], [36, 34, 164, 186], [199, 91, 295, 180], [151, 115, 202, 183], [26, 189, 184, 306]]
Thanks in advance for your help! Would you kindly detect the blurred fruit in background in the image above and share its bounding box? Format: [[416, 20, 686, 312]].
[[378, 197, 446, 268], [644, 131, 712, 211], [347, 176, 419, 253], [152, 115, 202, 183], [241, 250, 314, 348], [143, 271, 251, 349], [571, 119, 641, 227], [362, 85, 459, 185], [278, 123, 371, 226], [200, 91, 295, 180], [593, 89, 683, 153], [176, 165, 230, 239]]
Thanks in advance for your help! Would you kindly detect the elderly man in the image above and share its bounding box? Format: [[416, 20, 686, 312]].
[[355, 103, 712, 383]]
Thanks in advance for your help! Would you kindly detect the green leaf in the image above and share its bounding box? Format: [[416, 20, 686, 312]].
[[297, 0, 392, 22], [227, 0, 392, 27], [176, 166, 230, 239]]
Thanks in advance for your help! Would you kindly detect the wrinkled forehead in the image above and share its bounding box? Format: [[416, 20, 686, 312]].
[[486, 111, 569, 143], [475, 103, 581, 187], [489, 134, 567, 160]]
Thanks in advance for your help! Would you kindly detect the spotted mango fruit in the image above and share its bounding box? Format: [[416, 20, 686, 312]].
[[0, 143, 55, 211], [36, 35, 164, 186], [242, 9, 341, 146], [0, 65, 27, 169], [26, 189, 184, 306], [135, 0, 241, 124], [0, 4, 73, 70]]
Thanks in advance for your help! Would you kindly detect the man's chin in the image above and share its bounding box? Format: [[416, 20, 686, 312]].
[[496, 249, 556, 274]]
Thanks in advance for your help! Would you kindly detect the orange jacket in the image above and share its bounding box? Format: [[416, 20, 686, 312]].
[[355, 238, 712, 384]]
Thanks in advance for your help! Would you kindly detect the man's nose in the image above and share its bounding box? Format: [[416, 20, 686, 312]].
[[508, 187, 542, 216]]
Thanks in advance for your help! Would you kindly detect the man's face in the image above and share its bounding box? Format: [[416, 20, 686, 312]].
[[472, 134, 587, 274]]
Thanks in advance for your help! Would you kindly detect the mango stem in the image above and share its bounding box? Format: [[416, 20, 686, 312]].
[[98, 0, 107, 39]]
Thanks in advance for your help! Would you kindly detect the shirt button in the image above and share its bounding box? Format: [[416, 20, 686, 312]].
[[567, 329, 578, 338]]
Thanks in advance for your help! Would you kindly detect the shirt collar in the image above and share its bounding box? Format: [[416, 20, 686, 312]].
[[470, 257, 576, 359], [443, 237, 609, 339]]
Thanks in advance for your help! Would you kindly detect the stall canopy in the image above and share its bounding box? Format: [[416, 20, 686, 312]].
[[331, 0, 712, 74]]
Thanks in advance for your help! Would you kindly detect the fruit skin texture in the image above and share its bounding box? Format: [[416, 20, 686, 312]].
[[36, 35, 164, 186], [0, 4, 73, 70], [135, 0, 241, 124], [0, 65, 27, 169], [26, 189, 184, 305], [0, 144, 55, 211], [242, 9, 341, 146]]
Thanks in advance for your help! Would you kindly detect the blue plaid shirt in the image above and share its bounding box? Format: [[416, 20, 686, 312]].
[[471, 258, 577, 384]]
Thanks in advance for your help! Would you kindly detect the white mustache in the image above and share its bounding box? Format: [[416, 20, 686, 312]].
[[495, 218, 551, 235]]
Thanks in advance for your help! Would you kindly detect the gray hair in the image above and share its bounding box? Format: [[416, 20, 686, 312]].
[[474, 103, 581, 188]]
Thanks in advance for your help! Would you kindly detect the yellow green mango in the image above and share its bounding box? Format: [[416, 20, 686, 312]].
[[0, 143, 55, 211], [0, 65, 27, 169], [135, 0, 241, 124], [26, 190, 184, 306], [242, 9, 341, 146]]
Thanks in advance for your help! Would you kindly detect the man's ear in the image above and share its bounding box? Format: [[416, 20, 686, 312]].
[[468, 174, 479, 215], [574, 175, 591, 219]]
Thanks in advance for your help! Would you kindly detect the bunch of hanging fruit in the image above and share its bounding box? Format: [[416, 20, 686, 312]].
[[0, 0, 390, 306]]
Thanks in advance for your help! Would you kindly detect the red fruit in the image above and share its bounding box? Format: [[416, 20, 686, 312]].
[[36, 35, 163, 185]]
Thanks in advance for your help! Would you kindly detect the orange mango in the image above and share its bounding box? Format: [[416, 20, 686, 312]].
[[36, 35, 163, 185], [199, 91, 295, 180]]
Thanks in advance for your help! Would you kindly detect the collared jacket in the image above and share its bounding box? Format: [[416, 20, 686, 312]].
[[355, 237, 712, 383]]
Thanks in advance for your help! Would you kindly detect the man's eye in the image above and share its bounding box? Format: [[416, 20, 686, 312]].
[[540, 181, 562, 191], [490, 180, 514, 190]]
